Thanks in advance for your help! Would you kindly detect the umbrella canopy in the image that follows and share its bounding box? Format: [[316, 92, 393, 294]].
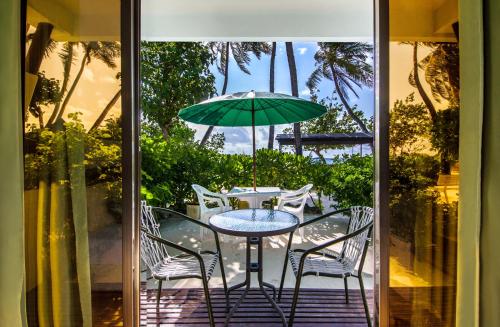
[[178, 91, 326, 126], [179, 91, 327, 191]]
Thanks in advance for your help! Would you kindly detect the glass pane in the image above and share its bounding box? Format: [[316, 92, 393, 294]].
[[139, 39, 375, 326], [24, 1, 123, 325], [388, 1, 459, 325]]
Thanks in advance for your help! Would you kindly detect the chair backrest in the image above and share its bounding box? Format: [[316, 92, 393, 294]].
[[192, 184, 214, 210], [192, 184, 228, 210], [338, 206, 374, 272], [140, 201, 169, 272], [278, 184, 313, 209]]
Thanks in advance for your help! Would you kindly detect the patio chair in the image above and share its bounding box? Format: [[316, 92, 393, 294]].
[[275, 184, 313, 240], [140, 201, 229, 327], [278, 206, 374, 326], [192, 184, 231, 238]]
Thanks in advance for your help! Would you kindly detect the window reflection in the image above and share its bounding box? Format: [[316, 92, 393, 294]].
[[24, 1, 123, 325], [389, 40, 459, 326]]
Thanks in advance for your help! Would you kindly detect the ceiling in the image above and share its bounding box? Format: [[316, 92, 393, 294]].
[[141, 0, 374, 42], [27, 0, 457, 42]]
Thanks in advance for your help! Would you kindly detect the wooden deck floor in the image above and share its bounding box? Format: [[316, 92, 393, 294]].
[[140, 288, 372, 326]]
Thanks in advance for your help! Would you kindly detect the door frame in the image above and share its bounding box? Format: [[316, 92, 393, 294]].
[[122, 0, 141, 326], [121, 0, 391, 326]]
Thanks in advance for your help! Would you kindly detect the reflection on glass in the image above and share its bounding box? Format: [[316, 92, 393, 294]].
[[389, 40, 459, 326], [24, 1, 122, 325]]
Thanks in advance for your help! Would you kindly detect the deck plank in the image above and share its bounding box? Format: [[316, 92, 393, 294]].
[[140, 288, 372, 326]]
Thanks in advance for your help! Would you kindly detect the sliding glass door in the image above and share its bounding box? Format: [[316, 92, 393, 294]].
[[22, 0, 132, 325], [387, 0, 459, 325]]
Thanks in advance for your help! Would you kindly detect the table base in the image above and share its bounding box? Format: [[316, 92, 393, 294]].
[[225, 237, 287, 326]]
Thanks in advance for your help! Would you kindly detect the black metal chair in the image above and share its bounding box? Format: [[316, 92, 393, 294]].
[[278, 206, 374, 326], [140, 201, 229, 327]]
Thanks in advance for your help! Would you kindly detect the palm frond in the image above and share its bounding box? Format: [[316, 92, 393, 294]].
[[306, 67, 323, 91], [43, 39, 57, 58], [231, 43, 251, 74]]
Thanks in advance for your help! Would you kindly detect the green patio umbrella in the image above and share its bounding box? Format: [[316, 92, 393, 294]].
[[179, 91, 327, 190]]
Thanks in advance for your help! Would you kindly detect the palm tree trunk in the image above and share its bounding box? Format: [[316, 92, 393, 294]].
[[331, 66, 373, 152], [285, 42, 303, 156], [412, 42, 437, 122], [47, 43, 74, 127], [25, 23, 54, 123], [201, 42, 230, 146], [221, 42, 230, 95], [331, 66, 373, 151], [89, 89, 121, 132], [268, 42, 277, 150], [54, 48, 90, 123]]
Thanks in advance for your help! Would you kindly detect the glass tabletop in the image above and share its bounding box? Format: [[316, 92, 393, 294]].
[[209, 209, 299, 237]]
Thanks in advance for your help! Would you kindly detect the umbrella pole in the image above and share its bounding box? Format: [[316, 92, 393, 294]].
[[252, 98, 257, 191]]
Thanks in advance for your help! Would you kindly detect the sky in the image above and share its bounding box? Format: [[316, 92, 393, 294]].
[[188, 42, 375, 156]]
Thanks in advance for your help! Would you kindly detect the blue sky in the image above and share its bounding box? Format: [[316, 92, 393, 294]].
[[189, 42, 374, 156]]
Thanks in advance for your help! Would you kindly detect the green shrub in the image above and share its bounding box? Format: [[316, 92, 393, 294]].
[[140, 126, 375, 212], [328, 155, 374, 209], [389, 153, 440, 241]]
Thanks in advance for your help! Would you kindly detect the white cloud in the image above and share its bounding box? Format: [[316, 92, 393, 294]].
[[83, 68, 95, 82], [297, 47, 307, 55], [300, 88, 311, 96]]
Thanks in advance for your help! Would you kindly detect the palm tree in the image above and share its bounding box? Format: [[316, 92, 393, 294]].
[[285, 42, 303, 155], [411, 42, 459, 109], [47, 41, 121, 126], [46, 42, 76, 126], [267, 42, 277, 149], [408, 42, 437, 123], [200, 42, 271, 145], [307, 42, 373, 139]]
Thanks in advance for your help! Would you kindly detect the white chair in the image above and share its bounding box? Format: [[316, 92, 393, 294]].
[[140, 201, 228, 326], [278, 206, 374, 326], [275, 184, 313, 240], [192, 184, 231, 238]]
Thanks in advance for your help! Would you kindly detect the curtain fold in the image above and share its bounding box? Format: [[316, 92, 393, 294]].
[[34, 121, 92, 327], [480, 0, 500, 325], [457, 0, 500, 326], [456, 0, 483, 326], [0, 0, 26, 326]]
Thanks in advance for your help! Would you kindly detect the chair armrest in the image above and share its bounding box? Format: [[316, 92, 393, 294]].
[[203, 190, 229, 201], [141, 228, 204, 260], [289, 222, 373, 277], [279, 194, 307, 203], [303, 222, 373, 256], [151, 206, 211, 229], [150, 206, 224, 253], [200, 192, 230, 208], [298, 208, 351, 229], [282, 208, 351, 252]]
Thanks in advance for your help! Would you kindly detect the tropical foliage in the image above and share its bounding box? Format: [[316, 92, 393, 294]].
[[389, 93, 432, 155], [140, 124, 373, 211], [307, 42, 374, 137], [201, 42, 271, 145], [141, 42, 217, 140]]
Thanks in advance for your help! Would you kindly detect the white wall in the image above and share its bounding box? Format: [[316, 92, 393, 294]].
[[141, 0, 373, 41]]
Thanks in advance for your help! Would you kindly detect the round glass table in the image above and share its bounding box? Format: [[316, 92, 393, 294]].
[[210, 209, 299, 326]]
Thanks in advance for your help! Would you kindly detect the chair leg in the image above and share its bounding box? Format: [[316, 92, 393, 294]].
[[288, 274, 302, 326], [299, 215, 304, 242], [201, 277, 215, 327], [156, 279, 163, 307], [359, 275, 371, 327], [344, 276, 349, 304], [278, 249, 290, 302], [219, 253, 230, 312]]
